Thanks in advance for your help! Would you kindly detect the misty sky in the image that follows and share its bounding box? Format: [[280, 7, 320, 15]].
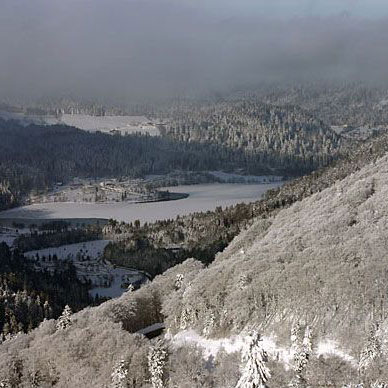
[[1, 0, 388, 103]]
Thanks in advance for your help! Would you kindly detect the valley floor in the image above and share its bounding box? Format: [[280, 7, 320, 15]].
[[0, 182, 282, 224]]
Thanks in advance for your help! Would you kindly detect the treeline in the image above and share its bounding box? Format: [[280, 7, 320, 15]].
[[0, 119, 243, 210], [254, 82, 388, 128], [103, 128, 388, 277], [0, 243, 92, 338], [103, 204, 254, 277], [14, 224, 102, 252], [164, 100, 341, 174], [0, 100, 342, 211]]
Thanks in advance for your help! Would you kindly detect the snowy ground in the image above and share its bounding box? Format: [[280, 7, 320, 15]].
[[45, 114, 161, 136], [0, 226, 34, 247], [89, 265, 146, 299], [24, 240, 147, 298], [0, 231, 19, 246], [0, 111, 162, 135], [169, 330, 358, 369], [0, 183, 282, 224], [25, 239, 110, 261]]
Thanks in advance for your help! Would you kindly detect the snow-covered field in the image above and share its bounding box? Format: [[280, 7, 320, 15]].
[[44, 114, 162, 136], [0, 226, 32, 247], [24, 240, 147, 298], [25, 239, 110, 261], [0, 183, 282, 224], [0, 111, 162, 135], [0, 231, 19, 246]]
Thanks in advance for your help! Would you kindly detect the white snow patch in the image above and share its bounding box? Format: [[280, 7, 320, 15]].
[[170, 330, 245, 359], [169, 330, 294, 367], [0, 226, 34, 247], [316, 339, 358, 367], [25, 239, 110, 261], [45, 114, 161, 136], [25, 240, 146, 298], [0, 112, 163, 135], [169, 330, 357, 369], [0, 232, 18, 246]]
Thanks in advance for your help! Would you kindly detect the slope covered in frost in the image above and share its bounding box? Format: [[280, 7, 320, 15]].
[[3, 153, 388, 386], [164, 153, 388, 353]]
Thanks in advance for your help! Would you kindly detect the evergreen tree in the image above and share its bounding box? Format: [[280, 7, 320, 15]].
[[236, 331, 271, 388], [56, 305, 72, 331], [174, 273, 184, 291], [371, 382, 388, 388], [359, 323, 381, 375], [111, 360, 128, 388], [289, 324, 312, 388], [148, 339, 168, 388], [127, 284, 135, 293]]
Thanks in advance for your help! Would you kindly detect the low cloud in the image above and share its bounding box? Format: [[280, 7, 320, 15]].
[[1, 0, 388, 103]]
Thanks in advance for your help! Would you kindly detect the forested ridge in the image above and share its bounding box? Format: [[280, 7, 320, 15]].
[[164, 100, 341, 173], [5, 84, 388, 213], [0, 120, 243, 210], [0, 98, 342, 212], [102, 128, 388, 277], [257, 82, 388, 128], [0, 242, 92, 340]]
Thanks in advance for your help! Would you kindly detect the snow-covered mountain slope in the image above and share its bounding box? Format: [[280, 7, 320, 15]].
[[0, 259, 204, 387], [164, 153, 388, 350], [3, 153, 388, 386]]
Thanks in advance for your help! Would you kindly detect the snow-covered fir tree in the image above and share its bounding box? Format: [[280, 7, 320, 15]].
[[148, 339, 168, 388], [56, 305, 72, 331], [371, 382, 388, 388], [43, 300, 53, 319], [28, 369, 43, 388], [111, 360, 128, 388], [203, 311, 216, 337], [236, 331, 271, 388], [238, 274, 250, 290], [179, 307, 191, 330], [289, 324, 312, 388], [359, 323, 381, 374], [174, 273, 184, 291]]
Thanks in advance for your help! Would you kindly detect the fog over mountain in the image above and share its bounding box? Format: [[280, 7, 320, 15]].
[[1, 0, 388, 103]]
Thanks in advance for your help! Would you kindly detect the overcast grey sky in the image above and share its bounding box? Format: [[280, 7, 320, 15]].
[[1, 0, 388, 103], [191, 0, 388, 18]]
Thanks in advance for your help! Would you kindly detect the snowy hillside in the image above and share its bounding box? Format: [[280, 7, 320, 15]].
[[169, 153, 388, 342], [3, 153, 388, 386]]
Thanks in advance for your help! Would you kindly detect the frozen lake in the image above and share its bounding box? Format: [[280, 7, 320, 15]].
[[0, 183, 282, 224]]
